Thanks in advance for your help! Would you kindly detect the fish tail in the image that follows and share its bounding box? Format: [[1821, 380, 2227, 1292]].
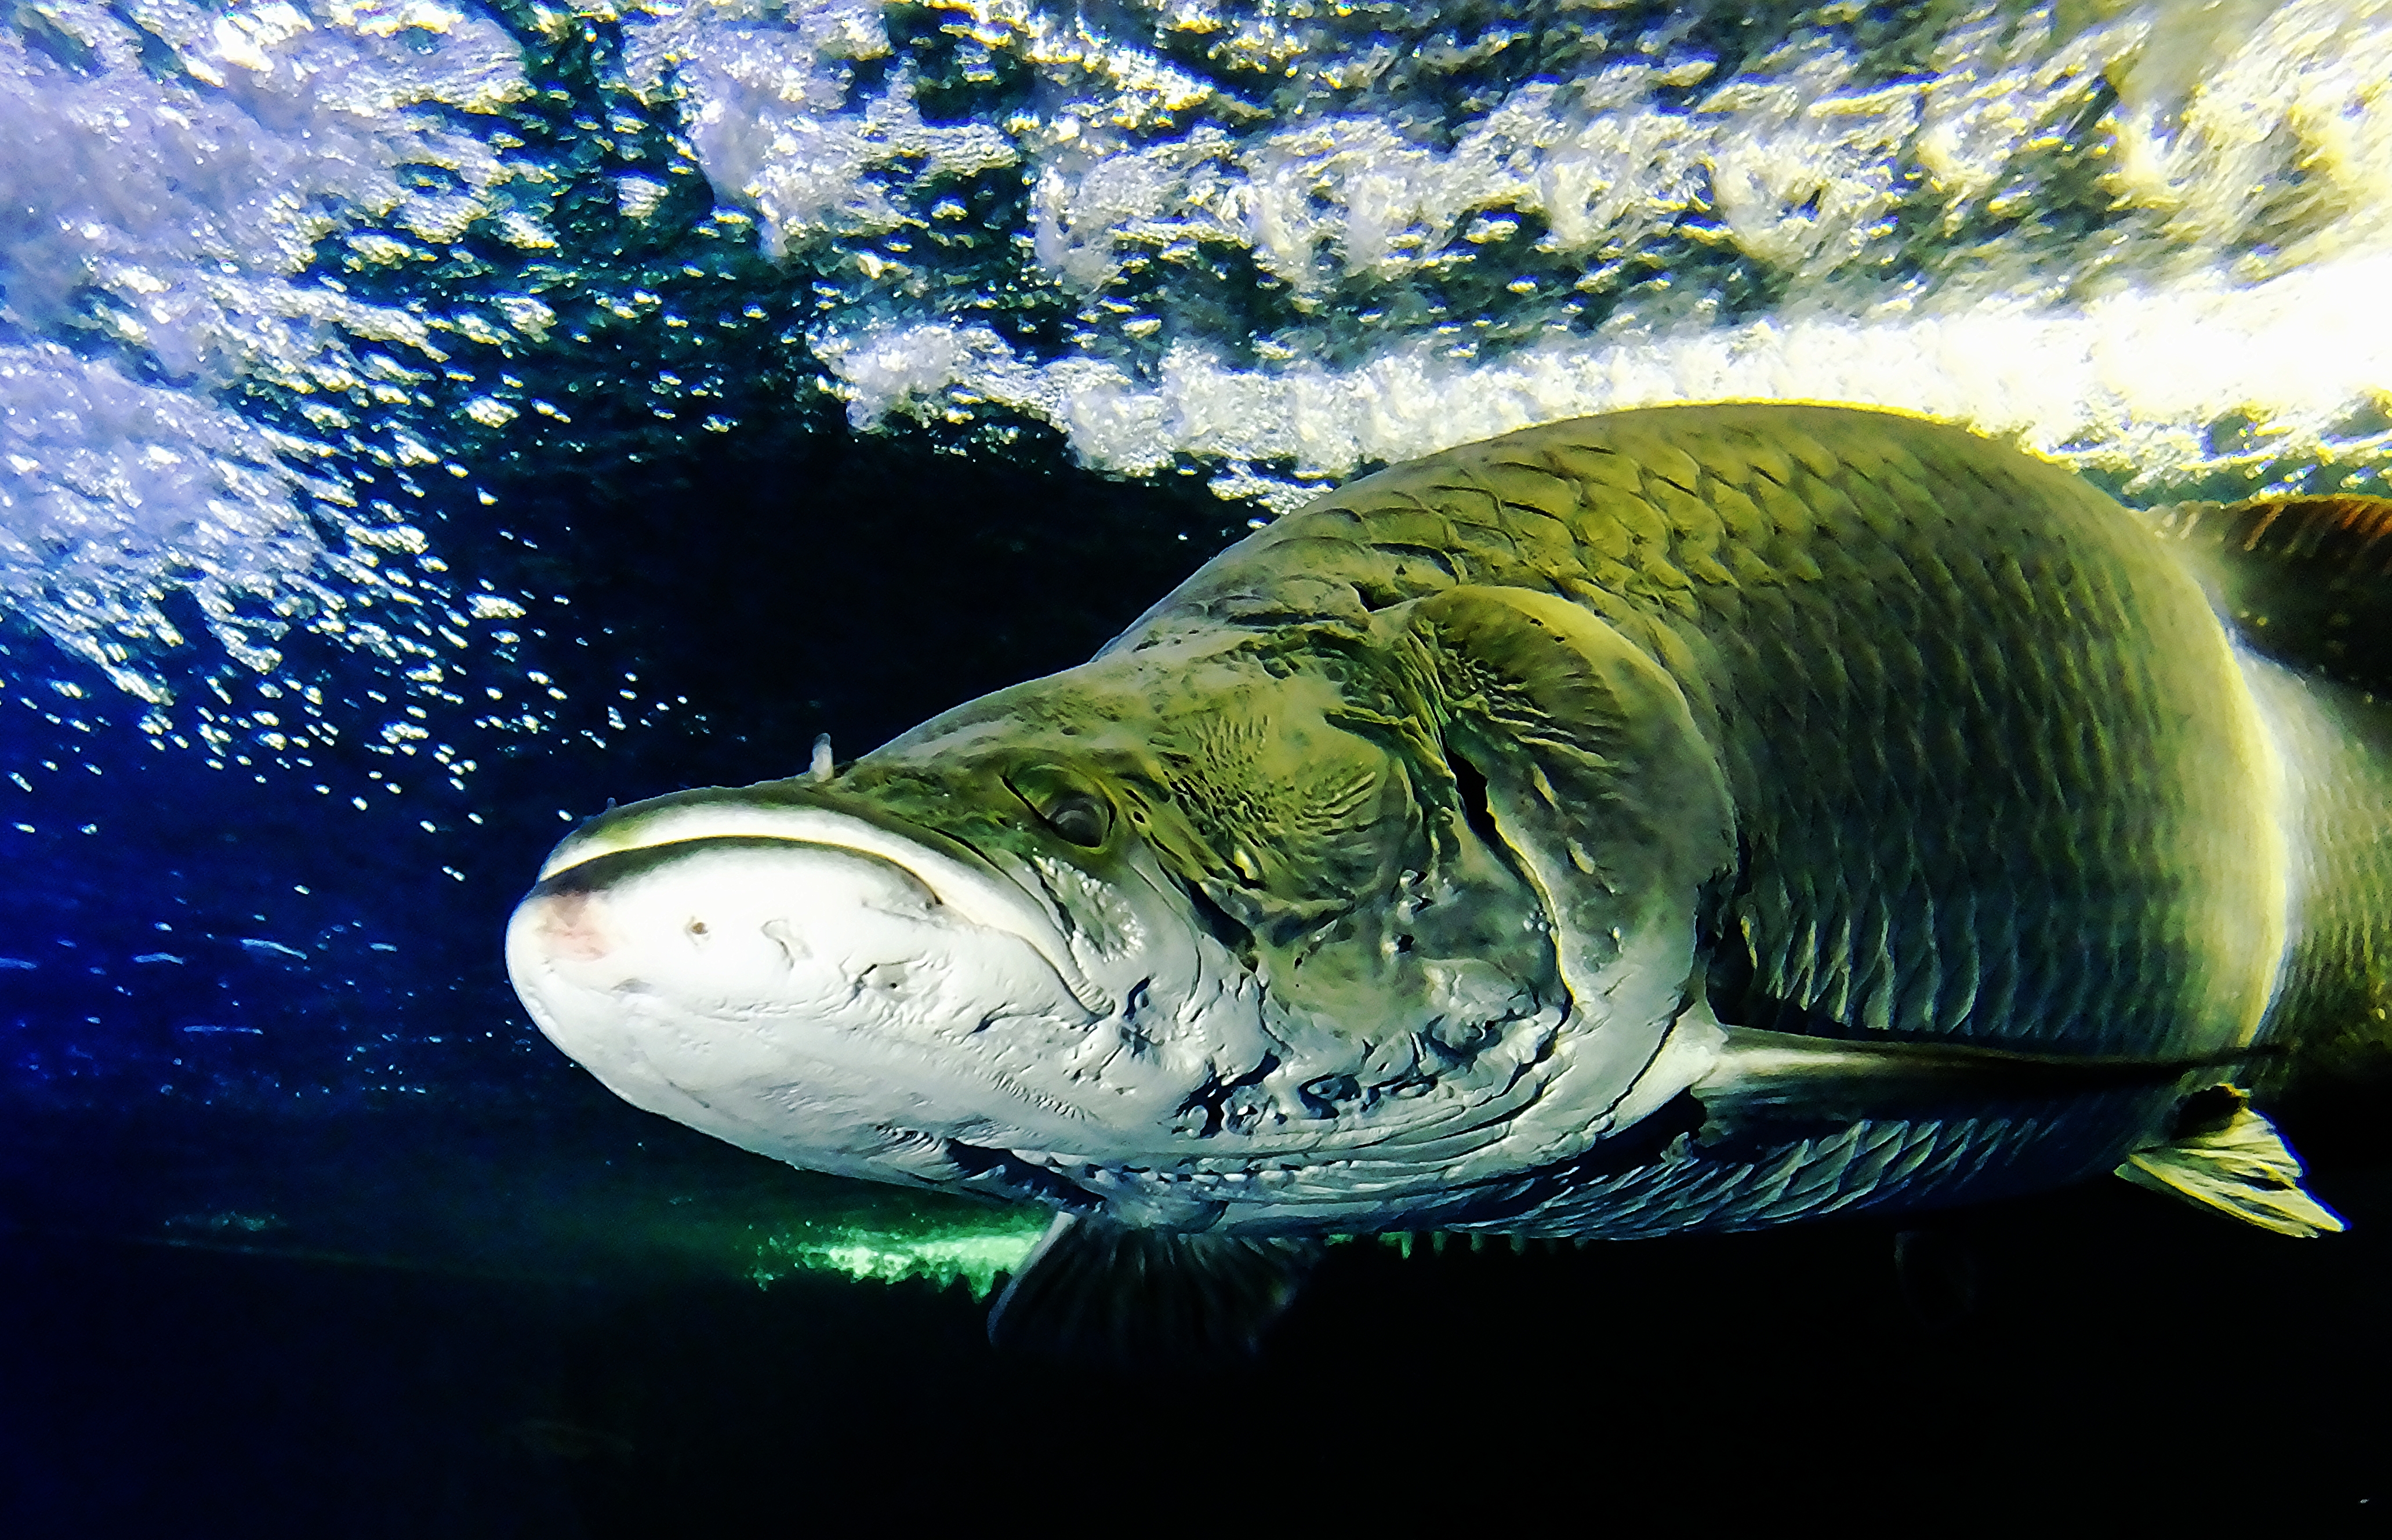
[[2148, 495, 2392, 1106]]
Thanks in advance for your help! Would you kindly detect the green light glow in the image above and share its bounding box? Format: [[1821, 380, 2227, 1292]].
[[741, 1224, 1560, 1296], [745, 1216, 1048, 1299]]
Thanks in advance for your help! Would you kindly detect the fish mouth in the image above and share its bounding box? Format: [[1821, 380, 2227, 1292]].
[[506, 793, 1139, 1176], [527, 789, 1114, 1018]]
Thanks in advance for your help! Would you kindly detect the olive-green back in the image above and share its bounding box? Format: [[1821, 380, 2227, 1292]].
[[1110, 403, 2284, 1060]]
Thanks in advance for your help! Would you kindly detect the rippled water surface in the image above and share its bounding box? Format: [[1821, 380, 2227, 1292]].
[[4, 1, 2390, 1527]]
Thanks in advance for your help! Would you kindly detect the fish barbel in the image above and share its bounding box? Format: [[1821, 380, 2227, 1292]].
[[507, 403, 2392, 1353]]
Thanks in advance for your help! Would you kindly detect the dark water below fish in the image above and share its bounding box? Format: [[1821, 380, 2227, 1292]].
[[8, 1115, 2391, 1530]]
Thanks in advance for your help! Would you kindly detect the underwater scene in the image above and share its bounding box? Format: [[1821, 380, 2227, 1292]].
[[5, 0, 2390, 1527]]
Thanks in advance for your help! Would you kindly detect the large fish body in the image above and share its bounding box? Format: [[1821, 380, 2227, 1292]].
[[507, 404, 2392, 1269]]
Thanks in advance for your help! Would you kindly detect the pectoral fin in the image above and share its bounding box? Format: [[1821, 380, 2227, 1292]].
[[985, 1211, 1323, 1364], [1689, 1025, 2204, 1141], [2115, 1086, 2347, 1237], [1691, 1034, 2347, 1237]]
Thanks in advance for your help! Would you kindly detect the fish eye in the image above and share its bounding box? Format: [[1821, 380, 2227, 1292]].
[[1006, 766, 1116, 848], [1039, 790, 1111, 848]]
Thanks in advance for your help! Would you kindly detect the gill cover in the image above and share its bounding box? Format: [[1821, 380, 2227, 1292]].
[[1392, 584, 1735, 1084], [977, 587, 1738, 1349], [1038, 584, 1736, 1206]]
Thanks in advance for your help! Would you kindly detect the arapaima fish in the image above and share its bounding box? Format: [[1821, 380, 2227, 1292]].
[[507, 404, 2392, 1354]]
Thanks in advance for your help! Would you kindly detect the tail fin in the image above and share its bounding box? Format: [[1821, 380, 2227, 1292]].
[[2144, 495, 2392, 1108], [2146, 493, 2392, 690]]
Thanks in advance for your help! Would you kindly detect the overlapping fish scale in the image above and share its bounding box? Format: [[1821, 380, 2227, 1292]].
[[1484, 1099, 2147, 1240], [1183, 402, 2282, 1060]]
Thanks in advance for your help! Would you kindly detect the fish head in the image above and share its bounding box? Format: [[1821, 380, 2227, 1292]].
[[507, 611, 1732, 1231], [502, 635, 1288, 1215], [503, 771, 1190, 1212]]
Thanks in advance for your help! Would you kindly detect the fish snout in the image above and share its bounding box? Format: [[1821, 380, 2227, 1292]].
[[507, 840, 935, 1006], [504, 881, 649, 1027], [513, 888, 618, 966], [505, 833, 1113, 1163]]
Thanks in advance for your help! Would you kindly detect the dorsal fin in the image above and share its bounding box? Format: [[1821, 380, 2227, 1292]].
[[2144, 494, 2392, 691]]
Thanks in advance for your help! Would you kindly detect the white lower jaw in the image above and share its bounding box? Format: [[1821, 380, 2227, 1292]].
[[524, 985, 1103, 1183], [513, 831, 1112, 1123]]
